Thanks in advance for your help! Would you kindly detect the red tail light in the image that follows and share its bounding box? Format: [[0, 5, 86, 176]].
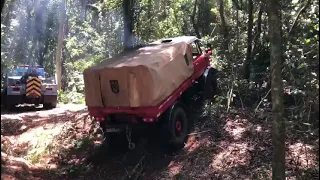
[[143, 117, 155, 122], [95, 116, 105, 121]]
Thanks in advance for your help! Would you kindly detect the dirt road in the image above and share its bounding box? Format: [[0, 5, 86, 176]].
[[1, 104, 318, 180], [1, 104, 184, 180]]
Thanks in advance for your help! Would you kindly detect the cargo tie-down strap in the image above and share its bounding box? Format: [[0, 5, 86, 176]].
[[26, 77, 42, 97]]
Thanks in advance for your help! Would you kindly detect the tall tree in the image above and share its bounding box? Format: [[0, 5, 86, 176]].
[[1, 0, 5, 13], [252, 5, 263, 57], [218, 0, 229, 57], [190, 0, 200, 38], [123, 0, 135, 50], [266, 0, 286, 179], [243, 0, 253, 79], [55, 0, 66, 90]]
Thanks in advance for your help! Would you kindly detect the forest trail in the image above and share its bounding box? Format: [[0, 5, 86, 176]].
[[1, 104, 318, 180]]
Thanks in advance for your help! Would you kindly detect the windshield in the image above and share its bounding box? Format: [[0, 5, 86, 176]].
[[6, 78, 20, 86], [7, 67, 45, 77]]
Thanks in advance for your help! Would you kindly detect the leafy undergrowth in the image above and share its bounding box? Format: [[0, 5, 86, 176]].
[[1, 104, 319, 180]]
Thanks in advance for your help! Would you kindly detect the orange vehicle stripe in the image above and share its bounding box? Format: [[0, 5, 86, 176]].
[[26, 77, 42, 97], [26, 90, 41, 97], [26, 85, 41, 92], [27, 77, 42, 84], [26, 80, 41, 87]]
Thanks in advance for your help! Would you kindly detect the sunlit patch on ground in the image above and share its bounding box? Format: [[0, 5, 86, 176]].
[[287, 142, 317, 169], [224, 118, 249, 140], [1, 104, 92, 178], [184, 134, 212, 152], [211, 142, 252, 171], [167, 161, 183, 178]]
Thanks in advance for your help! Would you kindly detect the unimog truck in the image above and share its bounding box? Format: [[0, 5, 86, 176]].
[[1, 66, 58, 110], [84, 36, 218, 150]]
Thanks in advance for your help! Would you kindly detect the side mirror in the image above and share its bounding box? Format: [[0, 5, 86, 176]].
[[206, 50, 212, 55]]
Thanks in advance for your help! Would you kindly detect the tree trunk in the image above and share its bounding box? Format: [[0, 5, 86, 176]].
[[146, 0, 152, 41], [1, 0, 15, 45], [243, 0, 253, 79], [0, 0, 6, 13], [232, 0, 243, 10], [61, 2, 69, 91], [38, 37, 49, 67], [252, 7, 263, 56], [123, 0, 135, 50], [190, 0, 200, 38], [80, 0, 88, 22], [196, 0, 202, 37], [266, 0, 286, 179], [25, 4, 33, 65], [218, 0, 229, 55], [104, 11, 110, 58], [55, 0, 66, 90]]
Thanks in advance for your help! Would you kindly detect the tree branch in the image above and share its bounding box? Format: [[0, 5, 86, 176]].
[[289, 0, 313, 34], [232, 0, 242, 10], [255, 88, 271, 112]]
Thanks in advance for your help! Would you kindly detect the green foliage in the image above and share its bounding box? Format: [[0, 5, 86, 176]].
[[25, 130, 56, 163], [0, 1, 319, 179], [58, 90, 84, 104]]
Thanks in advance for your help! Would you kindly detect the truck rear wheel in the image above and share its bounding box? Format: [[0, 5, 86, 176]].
[[43, 102, 57, 109], [2, 88, 15, 111], [165, 105, 189, 149], [1, 89, 6, 107], [4, 101, 15, 111]]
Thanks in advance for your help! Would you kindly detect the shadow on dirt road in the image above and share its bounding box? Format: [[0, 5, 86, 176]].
[[2, 101, 215, 180], [2, 102, 317, 180], [26, 102, 223, 180], [1, 105, 188, 180], [1, 105, 44, 115]]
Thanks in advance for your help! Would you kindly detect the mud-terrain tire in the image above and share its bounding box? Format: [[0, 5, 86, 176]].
[[50, 101, 57, 108], [1, 89, 6, 106], [43, 102, 57, 109], [43, 103, 52, 109], [2, 88, 15, 111], [165, 105, 189, 150]]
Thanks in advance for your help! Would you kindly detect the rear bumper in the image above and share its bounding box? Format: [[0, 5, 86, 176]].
[[6, 95, 25, 105], [88, 106, 161, 119], [101, 123, 150, 133], [5, 95, 57, 105]]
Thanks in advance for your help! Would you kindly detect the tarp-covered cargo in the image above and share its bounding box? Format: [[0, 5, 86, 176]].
[[83, 41, 194, 107]]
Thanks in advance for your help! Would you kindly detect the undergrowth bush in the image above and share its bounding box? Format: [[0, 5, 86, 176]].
[[58, 90, 85, 104]]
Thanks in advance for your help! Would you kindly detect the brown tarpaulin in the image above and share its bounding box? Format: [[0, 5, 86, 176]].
[[83, 41, 194, 107]]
